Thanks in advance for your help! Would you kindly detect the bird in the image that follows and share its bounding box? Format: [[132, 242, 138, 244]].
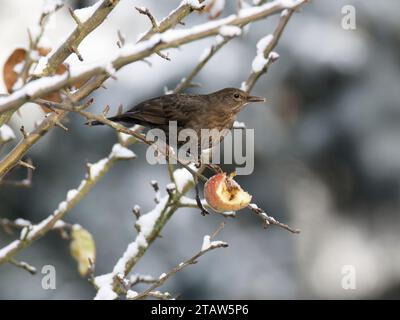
[[89, 87, 265, 216], [88, 88, 266, 151]]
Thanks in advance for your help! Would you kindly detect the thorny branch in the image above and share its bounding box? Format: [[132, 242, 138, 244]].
[[42, 0, 121, 76], [129, 224, 228, 300], [0, 0, 122, 178], [0, 1, 63, 127], [242, 5, 306, 93], [0, 143, 136, 265], [248, 204, 300, 233]]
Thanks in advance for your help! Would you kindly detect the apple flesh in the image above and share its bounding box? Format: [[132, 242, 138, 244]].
[[204, 173, 252, 212]]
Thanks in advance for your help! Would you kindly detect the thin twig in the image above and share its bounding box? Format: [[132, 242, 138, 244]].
[[248, 203, 300, 234], [0, 144, 136, 265], [242, 5, 305, 92], [42, 0, 120, 76], [9, 259, 37, 275], [135, 6, 158, 30], [130, 226, 228, 300]]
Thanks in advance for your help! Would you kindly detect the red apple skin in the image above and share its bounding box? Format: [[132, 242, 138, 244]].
[[204, 173, 225, 212], [204, 173, 251, 212]]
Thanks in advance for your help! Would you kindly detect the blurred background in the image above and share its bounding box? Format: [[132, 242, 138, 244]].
[[1, 0, 400, 299]]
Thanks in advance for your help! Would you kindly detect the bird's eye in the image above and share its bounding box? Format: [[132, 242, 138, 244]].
[[234, 93, 240, 99]]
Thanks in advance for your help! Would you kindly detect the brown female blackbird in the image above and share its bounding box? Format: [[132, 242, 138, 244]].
[[89, 88, 266, 149]]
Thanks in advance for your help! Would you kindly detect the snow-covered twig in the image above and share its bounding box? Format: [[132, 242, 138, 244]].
[[135, 6, 158, 30], [247, 203, 300, 233], [0, 1, 120, 176], [129, 226, 228, 300], [129, 273, 158, 286], [242, 2, 308, 92], [42, 0, 120, 76], [0, 98, 93, 179], [137, 0, 207, 42], [0, 143, 136, 265], [0, 2, 63, 126], [0, 217, 71, 235], [94, 170, 196, 300]]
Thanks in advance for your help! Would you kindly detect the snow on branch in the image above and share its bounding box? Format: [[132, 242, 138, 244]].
[[94, 196, 171, 300], [248, 203, 300, 233], [138, 0, 207, 41], [241, 4, 306, 92], [128, 225, 228, 300], [42, 0, 120, 76], [0, 124, 16, 143], [0, 143, 136, 265], [94, 167, 196, 300]]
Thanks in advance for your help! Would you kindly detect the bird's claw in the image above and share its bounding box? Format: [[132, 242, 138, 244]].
[[195, 193, 210, 216], [200, 206, 211, 216]]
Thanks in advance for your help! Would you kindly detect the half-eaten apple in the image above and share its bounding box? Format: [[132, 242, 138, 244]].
[[204, 172, 252, 212]]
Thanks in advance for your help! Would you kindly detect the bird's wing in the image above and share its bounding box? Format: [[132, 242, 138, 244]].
[[123, 97, 168, 125], [122, 94, 208, 127]]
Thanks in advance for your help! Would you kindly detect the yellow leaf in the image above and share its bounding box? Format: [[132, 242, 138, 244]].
[[69, 226, 96, 277]]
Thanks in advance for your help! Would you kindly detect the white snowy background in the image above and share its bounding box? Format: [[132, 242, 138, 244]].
[[1, 0, 400, 299]]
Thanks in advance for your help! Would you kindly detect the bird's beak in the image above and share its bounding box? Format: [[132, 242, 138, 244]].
[[246, 95, 266, 103]]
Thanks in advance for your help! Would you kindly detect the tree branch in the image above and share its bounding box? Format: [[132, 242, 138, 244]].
[[42, 0, 121, 76], [248, 203, 300, 233], [130, 229, 228, 300], [94, 167, 198, 300], [0, 143, 136, 265], [242, 6, 304, 93]]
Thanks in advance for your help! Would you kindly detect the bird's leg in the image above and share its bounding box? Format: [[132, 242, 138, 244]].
[[193, 173, 210, 216]]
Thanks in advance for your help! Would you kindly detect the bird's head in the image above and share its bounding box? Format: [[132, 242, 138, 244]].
[[213, 88, 266, 112]]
